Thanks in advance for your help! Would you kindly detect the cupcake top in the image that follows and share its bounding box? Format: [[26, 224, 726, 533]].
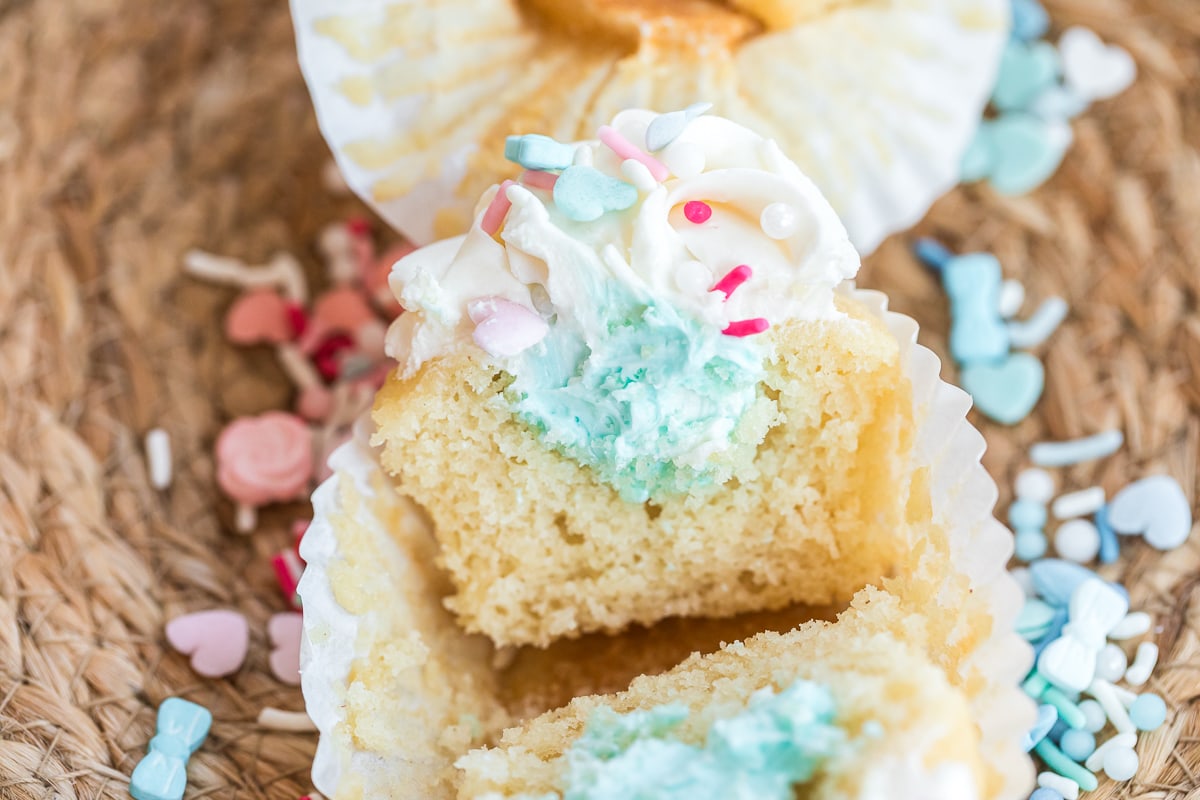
[[384, 108, 861, 501]]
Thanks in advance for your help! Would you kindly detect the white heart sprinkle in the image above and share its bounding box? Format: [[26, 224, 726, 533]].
[[1059, 27, 1136, 102], [1106, 475, 1192, 550]]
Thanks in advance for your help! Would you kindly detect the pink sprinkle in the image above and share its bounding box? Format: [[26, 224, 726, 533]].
[[722, 318, 770, 337], [598, 125, 669, 182], [520, 170, 559, 191], [711, 265, 751, 298], [684, 201, 712, 224], [480, 180, 515, 236]]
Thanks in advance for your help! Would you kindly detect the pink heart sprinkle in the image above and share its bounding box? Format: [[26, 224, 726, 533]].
[[165, 610, 250, 678], [467, 297, 549, 357], [268, 612, 303, 685], [225, 289, 294, 345]]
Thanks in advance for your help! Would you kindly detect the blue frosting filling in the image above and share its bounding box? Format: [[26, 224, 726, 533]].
[[507, 299, 765, 503], [512, 680, 843, 800]]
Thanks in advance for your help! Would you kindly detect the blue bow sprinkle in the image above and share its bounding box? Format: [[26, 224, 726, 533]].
[[130, 697, 212, 800]]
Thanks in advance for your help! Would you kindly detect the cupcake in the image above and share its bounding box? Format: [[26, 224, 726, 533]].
[[291, 0, 1009, 252], [298, 109, 1034, 800]]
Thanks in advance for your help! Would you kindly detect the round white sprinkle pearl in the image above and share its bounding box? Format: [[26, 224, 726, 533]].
[[760, 202, 799, 239], [1054, 518, 1101, 563], [661, 141, 705, 179], [1085, 732, 1136, 771], [1016, 467, 1056, 504], [1125, 641, 1159, 687], [998, 279, 1026, 319], [1094, 643, 1129, 682], [145, 428, 172, 490], [1037, 772, 1079, 800], [1052, 486, 1106, 520], [1078, 699, 1107, 733], [620, 159, 657, 192], [1102, 745, 1139, 781], [1109, 611, 1152, 640]]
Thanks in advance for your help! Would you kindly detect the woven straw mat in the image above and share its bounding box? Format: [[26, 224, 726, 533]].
[[0, 0, 1196, 797]]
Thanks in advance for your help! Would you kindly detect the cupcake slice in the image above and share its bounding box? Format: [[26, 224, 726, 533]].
[[374, 109, 915, 647]]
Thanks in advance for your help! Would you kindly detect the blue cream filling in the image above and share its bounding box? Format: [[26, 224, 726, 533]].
[[512, 680, 844, 800], [506, 297, 766, 503]]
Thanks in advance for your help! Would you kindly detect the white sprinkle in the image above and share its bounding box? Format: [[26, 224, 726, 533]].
[[145, 428, 172, 490], [1125, 642, 1159, 687], [1109, 612, 1152, 640], [760, 202, 799, 239], [572, 144, 594, 167], [1054, 518, 1101, 563], [1094, 643, 1129, 683], [1008, 296, 1069, 348], [998, 279, 1026, 319], [1037, 772, 1079, 800], [1101, 745, 1139, 781], [1089, 678, 1135, 734], [661, 141, 705, 179], [1085, 732, 1137, 772], [620, 159, 657, 192], [1052, 486, 1106, 520], [257, 707, 317, 732], [1016, 467, 1056, 504], [1110, 683, 1138, 708], [1030, 430, 1124, 467], [1078, 699, 1107, 733]]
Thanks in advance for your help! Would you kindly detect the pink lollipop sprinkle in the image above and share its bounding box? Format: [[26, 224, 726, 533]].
[[711, 265, 752, 298], [684, 201, 712, 224], [598, 125, 669, 182], [723, 318, 770, 337], [520, 170, 559, 191], [480, 180, 515, 236]]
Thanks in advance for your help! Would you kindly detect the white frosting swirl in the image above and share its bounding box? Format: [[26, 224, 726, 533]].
[[385, 109, 860, 376]]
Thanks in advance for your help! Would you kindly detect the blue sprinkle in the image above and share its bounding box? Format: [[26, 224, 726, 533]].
[[1030, 789, 1064, 800], [1011, 0, 1051, 43], [1015, 529, 1048, 562], [505, 134, 576, 171], [1029, 430, 1124, 467], [1047, 717, 1069, 744], [1029, 559, 1127, 608], [1096, 505, 1120, 564], [1009, 498, 1048, 530], [1023, 704, 1058, 751], [1031, 608, 1068, 658], [913, 238, 954, 271], [1060, 729, 1096, 761], [1130, 693, 1167, 731]]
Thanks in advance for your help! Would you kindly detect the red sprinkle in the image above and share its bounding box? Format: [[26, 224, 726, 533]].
[[480, 180, 515, 236], [711, 265, 752, 299], [684, 201, 712, 224], [285, 302, 308, 338], [345, 217, 372, 237], [722, 318, 770, 337], [520, 170, 559, 191], [312, 333, 355, 380], [272, 549, 304, 610]]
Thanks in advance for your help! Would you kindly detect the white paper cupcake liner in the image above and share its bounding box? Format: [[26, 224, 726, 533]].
[[288, 0, 1008, 253], [298, 285, 1036, 799]]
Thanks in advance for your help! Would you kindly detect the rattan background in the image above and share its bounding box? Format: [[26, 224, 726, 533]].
[[0, 0, 1195, 797]]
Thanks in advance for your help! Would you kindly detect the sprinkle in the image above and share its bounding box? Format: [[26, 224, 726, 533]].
[[504, 134, 575, 171], [130, 698, 212, 800], [1095, 505, 1120, 564], [1037, 772, 1079, 800], [165, 610, 250, 678], [1125, 642, 1158, 687], [760, 202, 799, 239], [1059, 27, 1137, 103], [1017, 598, 1058, 641], [1077, 700, 1107, 733], [620, 159, 658, 192], [1012, 566, 1037, 597], [1016, 469, 1055, 503], [1129, 693, 1167, 731], [722, 318, 769, 337], [1030, 559, 1127, 608], [272, 548, 305, 610], [1106, 475, 1193, 551], [554, 166, 638, 222], [1084, 732, 1136, 771], [912, 238, 954, 271], [1024, 704, 1059, 751], [257, 707, 317, 732], [1030, 788, 1065, 800], [480, 180, 515, 236], [1112, 684, 1139, 708], [711, 265, 752, 299], [1094, 643, 1128, 682], [1100, 745, 1139, 781], [1030, 429, 1124, 467], [1034, 739, 1098, 791], [1088, 679, 1135, 734], [1040, 687, 1087, 730], [1051, 487, 1105, 520], [1054, 519, 1100, 563], [468, 296, 550, 357], [268, 612, 303, 686], [1007, 296, 1069, 348], [598, 125, 668, 182], [1010, 498, 1048, 529], [645, 101, 712, 152], [998, 278, 1026, 318], [520, 170, 558, 191], [1108, 611, 1151, 640], [684, 201, 713, 224], [184, 249, 308, 303], [960, 352, 1044, 425], [1016, 529, 1048, 562], [144, 428, 172, 490], [1060, 729, 1096, 762]]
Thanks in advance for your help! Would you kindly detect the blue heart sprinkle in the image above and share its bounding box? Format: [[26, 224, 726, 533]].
[[960, 351, 1044, 425], [986, 114, 1072, 196], [992, 40, 1061, 113], [505, 134, 576, 171], [553, 165, 638, 222], [1011, 0, 1051, 43], [960, 126, 997, 183], [1023, 704, 1059, 751], [942, 253, 1010, 365]]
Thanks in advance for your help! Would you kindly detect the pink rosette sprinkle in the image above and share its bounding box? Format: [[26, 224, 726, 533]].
[[216, 412, 314, 507]]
